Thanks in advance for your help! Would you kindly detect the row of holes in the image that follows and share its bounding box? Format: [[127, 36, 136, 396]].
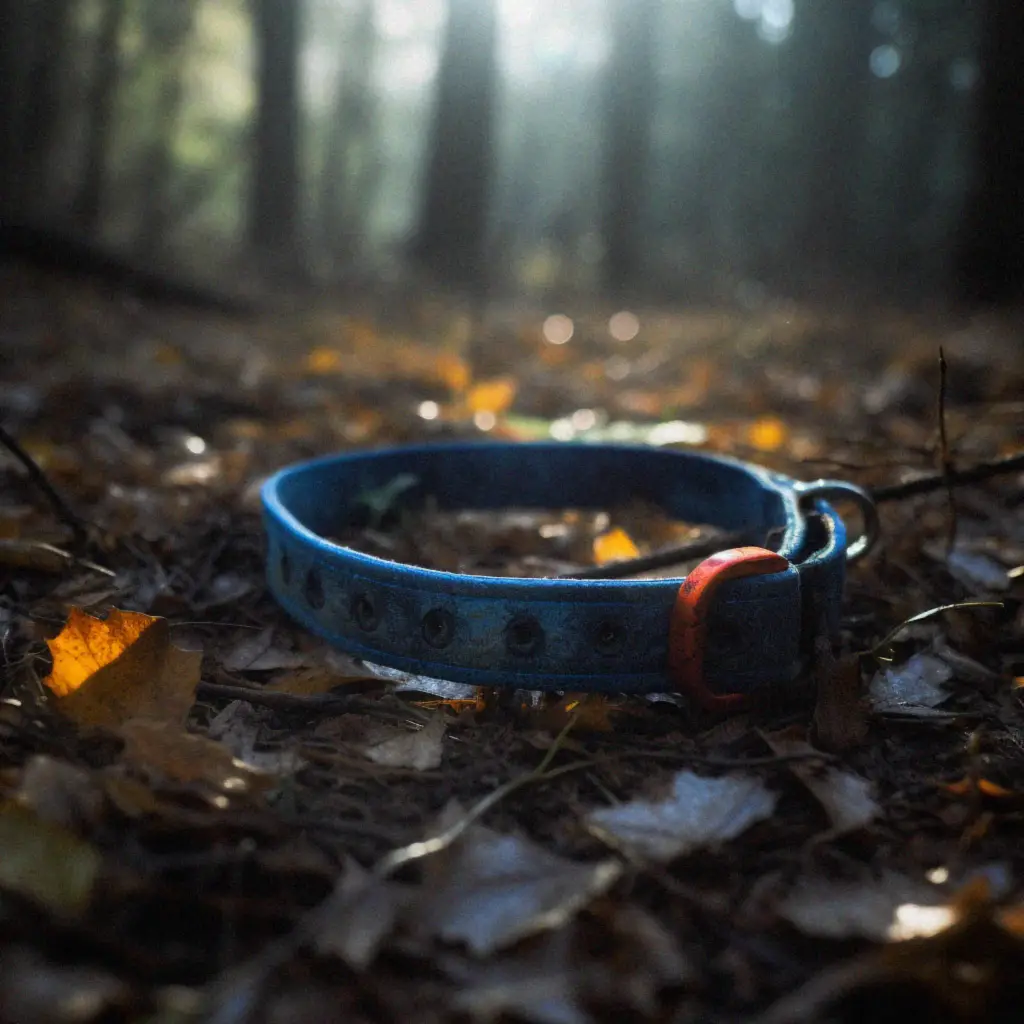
[[279, 550, 628, 658]]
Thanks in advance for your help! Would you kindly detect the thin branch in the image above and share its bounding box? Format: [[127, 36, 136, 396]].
[[0, 422, 89, 544], [560, 530, 749, 580], [870, 451, 1024, 502], [194, 680, 416, 724]]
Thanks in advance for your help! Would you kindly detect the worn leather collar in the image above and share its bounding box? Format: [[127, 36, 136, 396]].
[[262, 443, 878, 706]]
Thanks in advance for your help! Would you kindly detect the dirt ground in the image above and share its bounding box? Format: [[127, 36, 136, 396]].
[[1, 263, 1023, 1023]]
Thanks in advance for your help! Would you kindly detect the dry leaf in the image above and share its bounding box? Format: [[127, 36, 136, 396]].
[[466, 376, 517, 415], [43, 608, 201, 730], [0, 802, 101, 918], [586, 770, 777, 863], [15, 756, 103, 831], [362, 715, 446, 771], [223, 627, 307, 672], [418, 824, 621, 956], [762, 730, 879, 835], [748, 416, 788, 452], [120, 719, 271, 793], [869, 651, 953, 714], [777, 872, 948, 940], [593, 527, 640, 565], [206, 700, 306, 775], [314, 860, 414, 970]]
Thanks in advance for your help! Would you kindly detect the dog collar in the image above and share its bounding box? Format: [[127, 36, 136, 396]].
[[261, 443, 878, 708]]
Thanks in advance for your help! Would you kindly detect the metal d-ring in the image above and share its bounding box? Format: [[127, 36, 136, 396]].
[[794, 479, 880, 564]]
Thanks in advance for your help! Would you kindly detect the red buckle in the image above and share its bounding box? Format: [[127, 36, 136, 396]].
[[668, 546, 790, 710]]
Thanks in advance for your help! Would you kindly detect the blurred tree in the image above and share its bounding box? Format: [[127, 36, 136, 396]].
[[318, 0, 378, 264], [413, 0, 497, 287], [956, 0, 1024, 303], [21, 0, 76, 214], [250, 0, 302, 262], [601, 0, 657, 295], [789, 1, 873, 283], [136, 1, 200, 258], [0, 0, 74, 217], [72, 0, 127, 235]]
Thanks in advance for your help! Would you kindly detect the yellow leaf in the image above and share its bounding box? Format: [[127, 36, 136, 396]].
[[748, 416, 788, 452], [593, 527, 640, 566], [0, 802, 101, 917], [304, 346, 344, 374], [466, 377, 517, 416], [435, 352, 471, 394], [43, 608, 201, 730]]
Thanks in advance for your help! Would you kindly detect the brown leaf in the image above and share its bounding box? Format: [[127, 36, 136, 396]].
[[44, 608, 201, 730]]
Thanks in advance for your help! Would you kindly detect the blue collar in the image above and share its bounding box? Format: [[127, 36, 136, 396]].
[[261, 443, 878, 708]]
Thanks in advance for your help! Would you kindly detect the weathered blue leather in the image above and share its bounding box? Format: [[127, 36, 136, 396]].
[[261, 443, 857, 696]]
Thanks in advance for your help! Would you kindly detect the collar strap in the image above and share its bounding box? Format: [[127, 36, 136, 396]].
[[261, 443, 878, 706]]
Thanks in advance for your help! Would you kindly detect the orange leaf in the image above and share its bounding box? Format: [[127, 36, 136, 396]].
[[43, 608, 201, 730], [944, 777, 1016, 799], [466, 377, 517, 416], [593, 527, 640, 566], [435, 352, 471, 394], [304, 346, 344, 374], [748, 416, 788, 452]]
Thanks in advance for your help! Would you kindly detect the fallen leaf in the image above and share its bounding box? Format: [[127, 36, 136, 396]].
[[777, 872, 948, 940], [466, 376, 517, 415], [944, 777, 1017, 800], [748, 416, 788, 452], [585, 770, 777, 863], [223, 627, 307, 672], [43, 608, 201, 730], [450, 930, 590, 1024], [15, 755, 103, 831], [362, 715, 446, 771], [592, 527, 640, 565], [0, 802, 101, 917], [930, 544, 1011, 593], [762, 730, 879, 834], [313, 859, 414, 970], [120, 719, 272, 792], [206, 700, 306, 775], [418, 824, 622, 956], [869, 651, 953, 714], [0, 947, 130, 1024]]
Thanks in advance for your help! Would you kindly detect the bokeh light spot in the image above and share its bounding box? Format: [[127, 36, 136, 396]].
[[608, 311, 640, 342], [543, 314, 574, 345]]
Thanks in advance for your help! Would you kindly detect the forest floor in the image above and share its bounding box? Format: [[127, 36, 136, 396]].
[[1, 262, 1023, 1024]]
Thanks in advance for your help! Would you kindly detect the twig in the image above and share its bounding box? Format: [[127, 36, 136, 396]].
[[870, 451, 1024, 502], [373, 710, 585, 878], [560, 530, 749, 580], [194, 680, 415, 724], [937, 347, 957, 553], [0, 422, 89, 544]]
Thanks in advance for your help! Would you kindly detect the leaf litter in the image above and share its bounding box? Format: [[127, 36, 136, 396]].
[[2, 271, 1024, 1021]]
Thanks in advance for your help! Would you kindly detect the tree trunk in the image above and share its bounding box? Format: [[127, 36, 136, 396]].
[[0, 1, 38, 215], [412, 0, 497, 288], [72, 0, 127, 235], [955, 0, 1024, 304], [318, 0, 377, 264], [789, 1, 873, 282], [136, 2, 199, 258], [21, 0, 76, 213], [249, 0, 302, 261], [601, 0, 657, 296]]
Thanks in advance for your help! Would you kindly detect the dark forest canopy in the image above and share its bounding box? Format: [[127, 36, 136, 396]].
[[0, 0, 1021, 304]]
